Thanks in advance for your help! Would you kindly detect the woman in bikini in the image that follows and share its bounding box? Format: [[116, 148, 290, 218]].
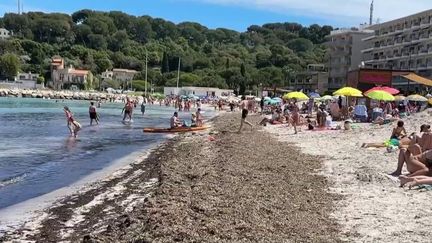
[[64, 106, 81, 138]]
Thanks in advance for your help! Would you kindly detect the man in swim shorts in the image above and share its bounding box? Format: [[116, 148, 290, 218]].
[[238, 96, 253, 133]]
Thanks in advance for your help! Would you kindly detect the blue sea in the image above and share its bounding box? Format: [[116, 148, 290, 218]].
[[0, 97, 200, 209]]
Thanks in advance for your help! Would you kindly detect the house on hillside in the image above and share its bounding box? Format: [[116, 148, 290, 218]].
[[50, 57, 92, 90], [0, 28, 10, 40], [101, 68, 138, 89]]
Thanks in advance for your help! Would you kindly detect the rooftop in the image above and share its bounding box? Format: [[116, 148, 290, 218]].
[[113, 69, 138, 73], [69, 69, 89, 75]]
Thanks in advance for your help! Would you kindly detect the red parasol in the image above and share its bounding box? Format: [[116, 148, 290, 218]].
[[364, 86, 400, 95]]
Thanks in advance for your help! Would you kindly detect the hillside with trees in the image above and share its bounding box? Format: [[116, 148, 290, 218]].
[[0, 10, 333, 93]]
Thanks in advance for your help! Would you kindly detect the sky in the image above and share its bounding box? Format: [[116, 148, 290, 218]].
[[0, 0, 431, 31]]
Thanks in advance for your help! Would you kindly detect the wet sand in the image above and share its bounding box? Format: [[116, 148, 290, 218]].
[[1, 112, 341, 242]]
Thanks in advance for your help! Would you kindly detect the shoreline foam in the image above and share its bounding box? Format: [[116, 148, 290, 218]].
[[0, 141, 164, 236]]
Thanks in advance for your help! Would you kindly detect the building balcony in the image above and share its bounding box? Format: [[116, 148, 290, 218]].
[[420, 49, 429, 54], [362, 47, 375, 53], [362, 35, 376, 41]]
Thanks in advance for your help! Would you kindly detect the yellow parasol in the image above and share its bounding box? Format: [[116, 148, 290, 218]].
[[366, 90, 395, 101], [429, 98, 432, 105], [283, 91, 309, 100], [333, 87, 363, 97], [394, 95, 406, 101]]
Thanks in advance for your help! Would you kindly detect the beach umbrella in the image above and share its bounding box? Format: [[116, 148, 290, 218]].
[[283, 91, 309, 100], [308, 92, 321, 99], [333, 87, 363, 97], [394, 95, 406, 101], [407, 94, 428, 102], [320, 95, 334, 101], [429, 98, 432, 105], [366, 90, 395, 101], [364, 86, 400, 95], [264, 96, 272, 101], [268, 99, 281, 105], [255, 97, 262, 102]]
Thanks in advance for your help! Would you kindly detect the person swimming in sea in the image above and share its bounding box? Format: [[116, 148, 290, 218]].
[[64, 106, 81, 138]]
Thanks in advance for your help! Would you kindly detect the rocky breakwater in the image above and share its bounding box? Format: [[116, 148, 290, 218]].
[[0, 89, 133, 101]]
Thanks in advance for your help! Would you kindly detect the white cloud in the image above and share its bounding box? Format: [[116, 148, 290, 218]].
[[196, 0, 432, 25]]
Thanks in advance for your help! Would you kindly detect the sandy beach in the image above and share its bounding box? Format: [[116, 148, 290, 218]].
[[3, 109, 432, 242], [265, 110, 432, 242]]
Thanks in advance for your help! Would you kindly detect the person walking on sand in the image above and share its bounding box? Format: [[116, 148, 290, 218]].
[[290, 100, 300, 134], [89, 102, 99, 125], [64, 106, 81, 138], [238, 96, 253, 133]]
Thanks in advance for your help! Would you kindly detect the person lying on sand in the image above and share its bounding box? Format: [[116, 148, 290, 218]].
[[391, 125, 432, 176], [372, 114, 398, 125], [361, 121, 410, 148], [259, 110, 284, 126], [400, 175, 432, 188]]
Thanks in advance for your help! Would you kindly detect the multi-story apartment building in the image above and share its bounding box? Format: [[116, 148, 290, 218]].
[[288, 64, 329, 94], [326, 27, 374, 91], [362, 10, 432, 78]]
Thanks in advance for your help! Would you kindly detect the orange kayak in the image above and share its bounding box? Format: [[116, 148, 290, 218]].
[[143, 126, 209, 133]]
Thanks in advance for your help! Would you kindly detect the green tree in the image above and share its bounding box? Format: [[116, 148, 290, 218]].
[[0, 53, 20, 79], [161, 52, 170, 73]]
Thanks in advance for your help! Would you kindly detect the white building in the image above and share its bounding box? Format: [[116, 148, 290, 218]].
[[16, 72, 39, 81], [0, 28, 10, 40], [362, 9, 432, 78], [164, 86, 234, 97]]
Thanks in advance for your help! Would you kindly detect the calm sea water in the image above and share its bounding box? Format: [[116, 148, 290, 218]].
[[0, 97, 200, 209]]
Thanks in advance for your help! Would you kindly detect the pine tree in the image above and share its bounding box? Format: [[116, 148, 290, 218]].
[[161, 52, 170, 73]]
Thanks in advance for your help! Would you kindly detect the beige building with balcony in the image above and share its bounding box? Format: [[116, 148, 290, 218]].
[[50, 57, 91, 90], [326, 27, 374, 91], [288, 64, 329, 94], [362, 9, 432, 78], [101, 69, 138, 89]]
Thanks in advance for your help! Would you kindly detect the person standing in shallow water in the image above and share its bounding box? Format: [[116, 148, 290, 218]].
[[89, 102, 99, 125], [141, 100, 146, 116], [122, 98, 134, 122], [64, 106, 81, 138], [238, 96, 253, 133]]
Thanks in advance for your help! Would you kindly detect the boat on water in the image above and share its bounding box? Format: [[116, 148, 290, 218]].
[[143, 126, 209, 133]]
